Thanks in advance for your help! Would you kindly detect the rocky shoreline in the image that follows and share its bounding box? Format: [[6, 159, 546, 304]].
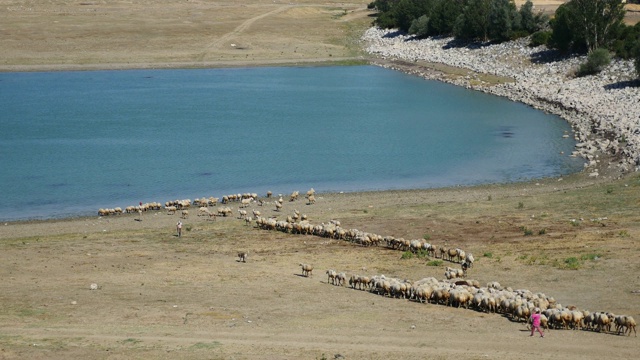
[[362, 27, 640, 178]]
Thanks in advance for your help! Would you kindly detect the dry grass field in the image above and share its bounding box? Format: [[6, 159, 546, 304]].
[[0, 0, 372, 71], [1, 172, 639, 359], [1, 0, 636, 72], [1, 1, 639, 359]]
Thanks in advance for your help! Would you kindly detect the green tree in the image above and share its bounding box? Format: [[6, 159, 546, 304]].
[[488, 0, 519, 41], [519, 0, 548, 34], [550, 3, 578, 53], [371, 0, 436, 32], [430, 0, 464, 35], [610, 22, 640, 59], [369, 0, 397, 12], [635, 44, 640, 77], [519, 0, 536, 33], [454, 0, 492, 41], [393, 0, 420, 31], [551, 0, 625, 53], [409, 15, 431, 37], [571, 0, 625, 52]]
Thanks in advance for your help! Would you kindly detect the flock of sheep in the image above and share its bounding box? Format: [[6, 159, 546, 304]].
[[98, 188, 316, 220], [99, 188, 637, 337], [321, 269, 636, 336], [251, 193, 635, 337]]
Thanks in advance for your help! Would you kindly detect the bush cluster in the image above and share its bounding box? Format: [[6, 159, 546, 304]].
[[369, 0, 547, 42], [369, 0, 640, 78], [577, 49, 612, 77]]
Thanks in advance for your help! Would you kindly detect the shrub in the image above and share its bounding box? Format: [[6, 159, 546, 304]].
[[517, 202, 524, 209], [538, 228, 547, 235], [416, 249, 430, 258], [426, 260, 443, 266], [409, 15, 430, 37], [563, 257, 581, 270], [610, 22, 640, 59], [401, 251, 413, 260], [423, 234, 431, 241], [577, 48, 611, 77], [530, 31, 552, 47], [483, 252, 493, 258], [581, 253, 601, 261], [635, 47, 640, 78], [523, 227, 533, 236]]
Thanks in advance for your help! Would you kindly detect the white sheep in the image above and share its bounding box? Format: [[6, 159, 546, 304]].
[[444, 267, 464, 280], [300, 263, 314, 277], [326, 269, 337, 284], [464, 253, 475, 268], [240, 197, 253, 208], [165, 205, 177, 215], [615, 315, 637, 336]]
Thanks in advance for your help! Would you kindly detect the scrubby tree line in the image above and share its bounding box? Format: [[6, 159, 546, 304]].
[[546, 0, 640, 75], [368, 0, 547, 41], [368, 0, 640, 77]]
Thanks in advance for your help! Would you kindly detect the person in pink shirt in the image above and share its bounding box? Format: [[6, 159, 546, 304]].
[[530, 308, 544, 337]]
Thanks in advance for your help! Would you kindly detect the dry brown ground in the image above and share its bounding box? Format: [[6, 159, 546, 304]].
[[0, 0, 373, 71], [1, 1, 639, 359], [1, 0, 637, 72], [1, 171, 639, 359]]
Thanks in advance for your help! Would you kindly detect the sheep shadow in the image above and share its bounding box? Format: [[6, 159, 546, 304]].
[[603, 79, 640, 90]]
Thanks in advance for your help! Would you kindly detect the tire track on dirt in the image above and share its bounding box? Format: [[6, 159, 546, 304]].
[[198, 5, 292, 61]]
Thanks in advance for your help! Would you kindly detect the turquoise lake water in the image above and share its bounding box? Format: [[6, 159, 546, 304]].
[[0, 65, 583, 221]]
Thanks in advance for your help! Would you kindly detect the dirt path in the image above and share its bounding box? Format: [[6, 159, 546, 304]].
[[198, 5, 294, 61], [1, 324, 634, 359]]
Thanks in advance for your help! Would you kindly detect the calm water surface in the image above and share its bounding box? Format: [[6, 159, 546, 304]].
[[0, 66, 583, 221]]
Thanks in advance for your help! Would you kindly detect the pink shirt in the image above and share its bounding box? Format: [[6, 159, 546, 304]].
[[531, 313, 541, 327]]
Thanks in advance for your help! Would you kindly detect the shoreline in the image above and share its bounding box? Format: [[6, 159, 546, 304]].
[[0, 57, 369, 73], [362, 28, 640, 179], [0, 168, 616, 236], [4, 29, 638, 224]]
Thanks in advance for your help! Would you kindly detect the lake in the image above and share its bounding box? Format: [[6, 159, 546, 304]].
[[0, 65, 583, 221]]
